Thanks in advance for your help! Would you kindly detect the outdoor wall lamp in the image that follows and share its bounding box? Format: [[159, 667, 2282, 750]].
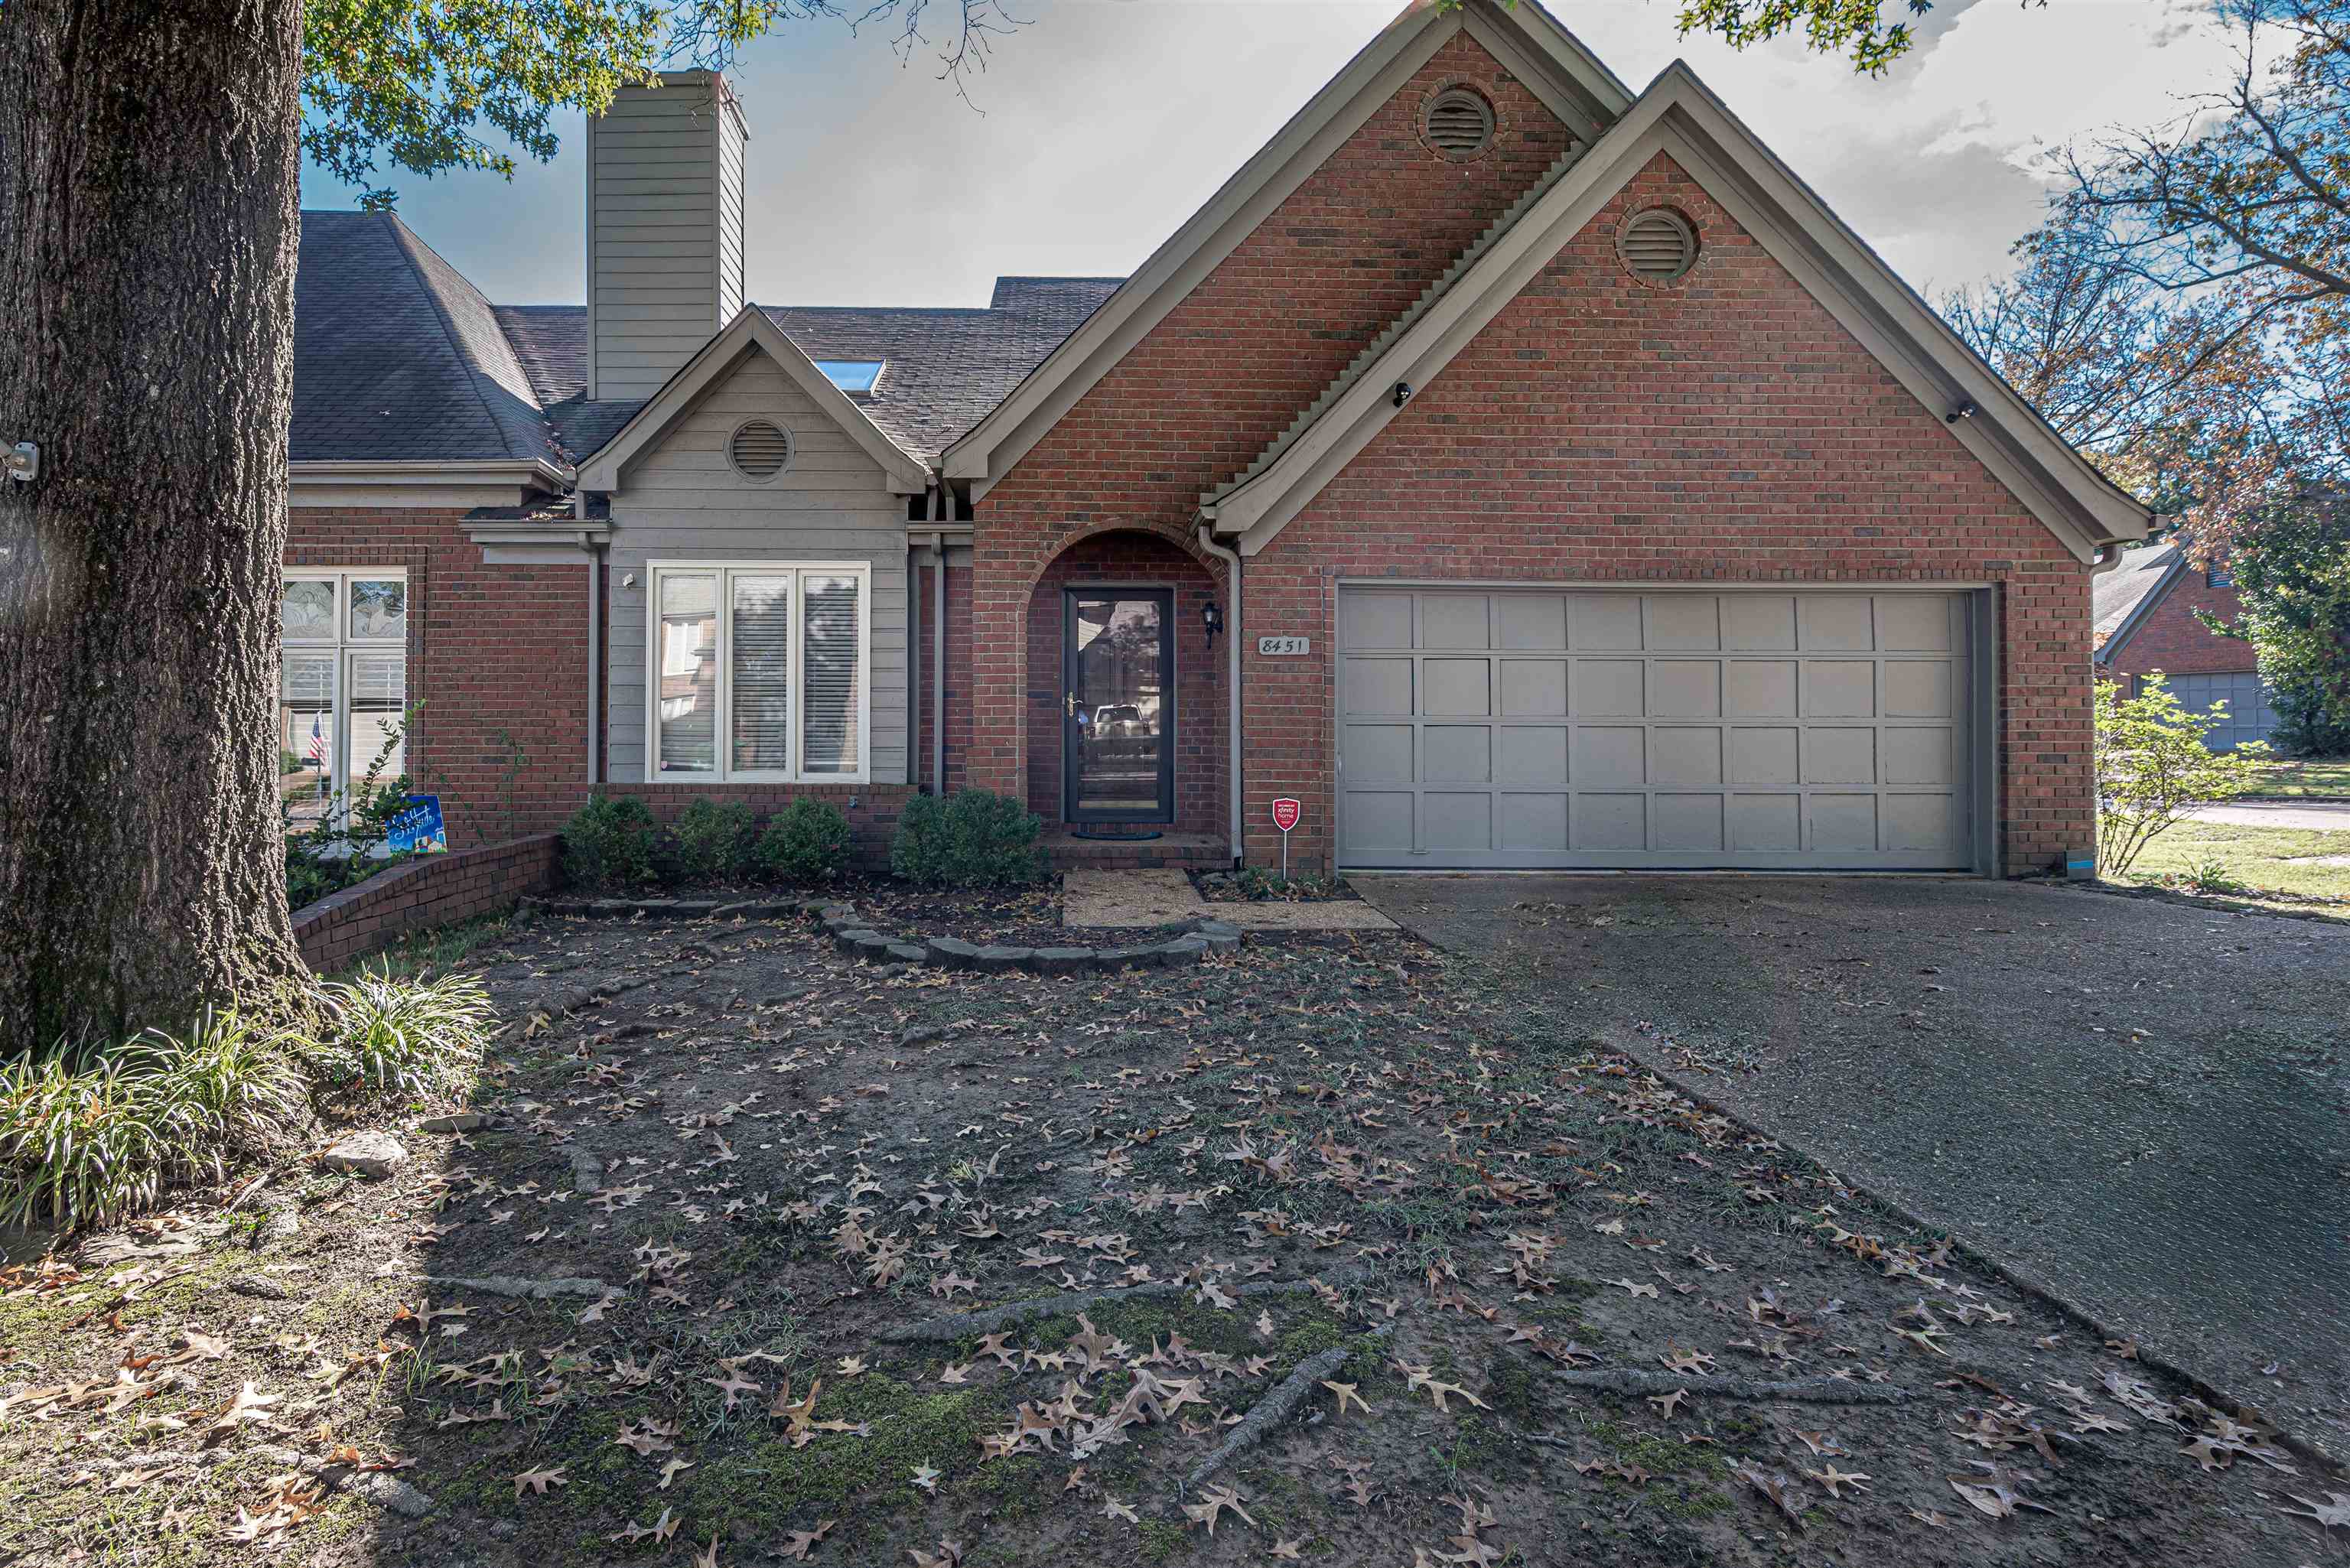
[[1203, 601, 1223, 643], [1392, 382, 1413, 408], [1945, 399, 1978, 425], [5, 441, 37, 481]]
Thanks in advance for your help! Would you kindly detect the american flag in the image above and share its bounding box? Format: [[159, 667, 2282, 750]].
[[307, 714, 326, 767]]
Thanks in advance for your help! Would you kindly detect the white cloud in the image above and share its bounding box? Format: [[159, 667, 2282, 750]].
[[301, 0, 2245, 309]]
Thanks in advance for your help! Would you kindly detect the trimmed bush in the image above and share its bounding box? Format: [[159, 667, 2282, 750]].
[[562, 792, 657, 889], [671, 798, 758, 882], [890, 789, 1045, 888], [759, 799, 854, 883]]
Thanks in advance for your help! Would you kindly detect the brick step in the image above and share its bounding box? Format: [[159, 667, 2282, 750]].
[[1044, 829, 1229, 871]]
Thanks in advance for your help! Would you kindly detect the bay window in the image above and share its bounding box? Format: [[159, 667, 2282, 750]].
[[649, 563, 868, 782], [280, 570, 408, 830]]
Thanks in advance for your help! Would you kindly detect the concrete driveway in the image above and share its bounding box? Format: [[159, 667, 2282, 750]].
[[2186, 800, 2350, 831], [1356, 872, 2350, 1459]]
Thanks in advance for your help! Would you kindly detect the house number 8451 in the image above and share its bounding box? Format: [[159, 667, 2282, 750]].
[[1256, 636, 1310, 656]]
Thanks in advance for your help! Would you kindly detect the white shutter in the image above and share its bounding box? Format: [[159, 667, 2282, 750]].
[[799, 573, 861, 775], [730, 575, 793, 773]]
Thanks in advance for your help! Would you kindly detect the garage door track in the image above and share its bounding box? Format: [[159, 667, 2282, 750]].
[[1357, 872, 2350, 1461]]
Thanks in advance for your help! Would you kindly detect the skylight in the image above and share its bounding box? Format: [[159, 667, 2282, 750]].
[[815, 359, 884, 395]]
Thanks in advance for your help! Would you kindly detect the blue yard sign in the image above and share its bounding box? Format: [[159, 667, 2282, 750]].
[[386, 794, 447, 853]]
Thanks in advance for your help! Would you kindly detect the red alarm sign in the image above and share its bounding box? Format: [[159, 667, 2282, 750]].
[[1271, 798, 1301, 833]]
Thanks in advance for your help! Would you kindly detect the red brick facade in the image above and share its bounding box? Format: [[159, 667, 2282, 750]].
[[2103, 567, 2255, 692], [287, 508, 591, 846], [966, 34, 1571, 837], [1024, 532, 1224, 833]]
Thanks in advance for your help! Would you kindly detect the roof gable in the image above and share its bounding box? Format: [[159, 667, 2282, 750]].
[[940, 0, 1631, 491], [2094, 541, 2188, 662], [1200, 62, 2150, 562], [577, 307, 931, 495]]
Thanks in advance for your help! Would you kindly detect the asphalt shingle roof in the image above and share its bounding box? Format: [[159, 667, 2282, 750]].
[[292, 212, 561, 467], [295, 208, 1122, 472], [2093, 538, 2182, 652]]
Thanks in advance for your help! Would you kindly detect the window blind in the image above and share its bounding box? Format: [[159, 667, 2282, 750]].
[[801, 574, 861, 774], [731, 576, 793, 774]]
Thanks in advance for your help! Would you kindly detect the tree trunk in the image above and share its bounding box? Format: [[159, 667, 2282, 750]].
[[0, 0, 308, 1051]]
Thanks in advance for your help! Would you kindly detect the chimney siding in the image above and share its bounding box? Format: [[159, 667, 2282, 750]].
[[586, 72, 748, 402]]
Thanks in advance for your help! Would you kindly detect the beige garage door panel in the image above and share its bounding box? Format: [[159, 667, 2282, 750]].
[[1336, 589, 1976, 870]]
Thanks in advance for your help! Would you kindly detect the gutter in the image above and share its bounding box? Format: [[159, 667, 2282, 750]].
[[1195, 524, 1245, 867], [578, 486, 602, 787]]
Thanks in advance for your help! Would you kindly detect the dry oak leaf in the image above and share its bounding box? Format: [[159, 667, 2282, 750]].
[[910, 1462, 942, 1495], [513, 1466, 568, 1499], [780, 1519, 835, 1560], [697, 1532, 724, 1568], [1323, 1381, 1370, 1416], [1272, 1540, 1307, 1561], [1648, 1388, 1688, 1420], [1183, 1483, 1256, 1536], [1732, 1462, 1805, 1529], [908, 1542, 964, 1568], [1607, 1278, 1659, 1300], [2280, 1492, 2350, 1533], [1102, 1497, 1140, 1524], [658, 1457, 695, 1490], [1803, 1464, 1872, 1499], [608, 1507, 681, 1546]]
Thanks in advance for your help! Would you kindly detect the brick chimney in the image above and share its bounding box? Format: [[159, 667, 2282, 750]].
[[584, 70, 748, 402]]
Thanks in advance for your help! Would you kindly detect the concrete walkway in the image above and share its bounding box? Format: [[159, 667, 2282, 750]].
[[1062, 868, 1396, 931], [1356, 871, 2350, 1460], [2186, 800, 2350, 831]]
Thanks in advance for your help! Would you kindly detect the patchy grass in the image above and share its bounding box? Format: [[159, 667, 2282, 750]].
[[2120, 819, 2350, 913], [2244, 756, 2350, 799], [337, 912, 518, 982]]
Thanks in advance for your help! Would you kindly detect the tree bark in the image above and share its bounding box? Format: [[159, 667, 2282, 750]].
[[0, 0, 308, 1050]]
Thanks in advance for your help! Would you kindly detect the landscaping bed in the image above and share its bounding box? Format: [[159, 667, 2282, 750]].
[[1, 909, 2335, 1567], [1193, 868, 1359, 904]]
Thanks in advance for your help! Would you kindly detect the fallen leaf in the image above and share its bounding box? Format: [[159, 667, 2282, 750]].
[[513, 1466, 568, 1499]]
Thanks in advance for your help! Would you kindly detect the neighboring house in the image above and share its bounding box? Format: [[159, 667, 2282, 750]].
[[285, 0, 2149, 877], [2092, 538, 2277, 751]]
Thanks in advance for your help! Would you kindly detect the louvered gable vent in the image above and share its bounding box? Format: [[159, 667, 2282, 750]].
[[1424, 88, 1494, 157], [1619, 209, 1697, 282], [729, 419, 793, 480]]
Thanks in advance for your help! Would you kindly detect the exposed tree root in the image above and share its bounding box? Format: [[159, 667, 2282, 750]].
[[1550, 1368, 1913, 1404], [420, 1274, 613, 1300], [1181, 1323, 1392, 1495], [880, 1270, 1369, 1343]]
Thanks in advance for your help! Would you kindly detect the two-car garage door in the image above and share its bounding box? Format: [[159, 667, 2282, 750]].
[[1336, 588, 1980, 870]]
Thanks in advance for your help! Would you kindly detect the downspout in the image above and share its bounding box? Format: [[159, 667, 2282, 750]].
[[1196, 524, 1243, 868], [929, 478, 948, 795], [575, 488, 601, 789]]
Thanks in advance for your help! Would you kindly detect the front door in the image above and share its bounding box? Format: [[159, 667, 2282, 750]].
[[1063, 588, 1174, 823]]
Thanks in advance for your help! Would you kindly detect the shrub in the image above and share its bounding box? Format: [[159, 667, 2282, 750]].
[[2096, 675, 2270, 877], [759, 799, 854, 883], [890, 789, 1045, 888], [301, 967, 493, 1101], [0, 1010, 306, 1230], [563, 792, 657, 889], [671, 799, 758, 882]]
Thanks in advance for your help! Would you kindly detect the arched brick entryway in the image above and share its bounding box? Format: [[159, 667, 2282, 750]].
[[1023, 529, 1226, 838]]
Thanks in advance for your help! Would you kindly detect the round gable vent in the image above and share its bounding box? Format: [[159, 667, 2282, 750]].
[[1422, 86, 1496, 159], [1619, 208, 1698, 283], [728, 419, 793, 481]]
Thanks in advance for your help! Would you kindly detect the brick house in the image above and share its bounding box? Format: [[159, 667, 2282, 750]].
[[285, 0, 2148, 878], [2092, 538, 2277, 750]]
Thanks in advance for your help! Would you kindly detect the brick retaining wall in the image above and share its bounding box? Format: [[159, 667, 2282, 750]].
[[292, 833, 563, 971]]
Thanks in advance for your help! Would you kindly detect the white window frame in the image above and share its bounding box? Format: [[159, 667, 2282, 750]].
[[281, 568, 409, 827], [645, 561, 872, 785]]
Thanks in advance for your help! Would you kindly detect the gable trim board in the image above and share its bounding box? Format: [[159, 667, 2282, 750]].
[[939, 0, 1629, 495], [1196, 62, 2149, 564], [578, 307, 931, 496]]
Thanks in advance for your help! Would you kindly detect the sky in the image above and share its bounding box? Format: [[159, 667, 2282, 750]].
[[298, 0, 2241, 311]]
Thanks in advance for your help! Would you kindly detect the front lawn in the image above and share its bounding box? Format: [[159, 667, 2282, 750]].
[[1, 909, 2329, 1566], [2120, 819, 2350, 912], [2244, 757, 2350, 799]]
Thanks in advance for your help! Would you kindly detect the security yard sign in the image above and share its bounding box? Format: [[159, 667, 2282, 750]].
[[1270, 797, 1301, 877]]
